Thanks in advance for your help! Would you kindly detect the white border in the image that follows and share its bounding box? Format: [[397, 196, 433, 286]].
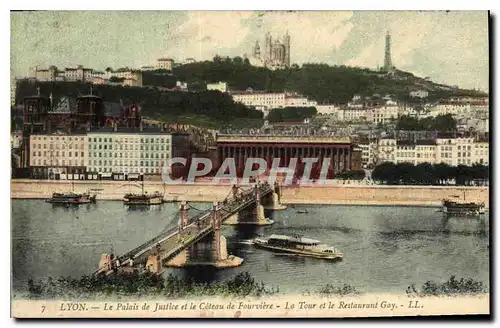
[[3, 2, 496, 327]]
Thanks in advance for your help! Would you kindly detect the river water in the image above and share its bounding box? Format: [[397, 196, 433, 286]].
[[11, 200, 489, 294]]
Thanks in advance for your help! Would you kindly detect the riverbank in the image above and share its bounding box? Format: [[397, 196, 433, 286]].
[[10, 179, 489, 207]]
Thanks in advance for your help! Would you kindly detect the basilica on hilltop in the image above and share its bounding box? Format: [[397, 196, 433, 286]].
[[245, 32, 291, 70]]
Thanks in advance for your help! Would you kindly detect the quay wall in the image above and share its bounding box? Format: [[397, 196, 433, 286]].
[[10, 180, 489, 207], [281, 185, 489, 207]]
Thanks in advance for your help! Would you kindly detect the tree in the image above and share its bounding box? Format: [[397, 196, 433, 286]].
[[372, 162, 397, 184], [267, 107, 317, 122], [395, 162, 415, 185], [433, 162, 452, 185], [433, 114, 457, 132], [414, 163, 434, 185]]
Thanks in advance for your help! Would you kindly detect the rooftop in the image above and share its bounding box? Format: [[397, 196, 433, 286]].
[[267, 234, 321, 245]]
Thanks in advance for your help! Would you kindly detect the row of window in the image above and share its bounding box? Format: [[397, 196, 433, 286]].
[[33, 143, 85, 150], [88, 160, 163, 167], [32, 136, 170, 144], [89, 152, 168, 159], [89, 167, 161, 174], [457, 152, 472, 158], [32, 151, 84, 158], [392, 159, 485, 166], [89, 137, 170, 143], [33, 136, 85, 141], [32, 159, 84, 166], [89, 144, 169, 151]]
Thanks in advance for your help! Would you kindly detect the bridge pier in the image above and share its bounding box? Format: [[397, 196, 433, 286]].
[[97, 253, 117, 276], [264, 182, 287, 210], [223, 183, 274, 225], [145, 254, 164, 275], [164, 202, 243, 268]]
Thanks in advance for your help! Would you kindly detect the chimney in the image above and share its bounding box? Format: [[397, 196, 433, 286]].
[[139, 121, 143, 132], [161, 123, 164, 133], [114, 121, 117, 132]]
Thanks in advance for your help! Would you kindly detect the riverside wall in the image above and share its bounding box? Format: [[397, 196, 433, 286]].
[[10, 179, 489, 207]]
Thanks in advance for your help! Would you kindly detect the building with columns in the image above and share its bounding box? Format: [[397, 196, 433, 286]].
[[216, 134, 360, 178]]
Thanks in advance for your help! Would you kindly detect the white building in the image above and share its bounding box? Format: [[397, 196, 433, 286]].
[[378, 139, 436, 165], [231, 92, 286, 110], [357, 140, 378, 167], [105, 69, 143, 87], [29, 133, 89, 171], [340, 108, 370, 122], [11, 132, 22, 149], [473, 141, 489, 165], [448, 96, 489, 105], [207, 81, 228, 93], [377, 139, 396, 163], [33, 66, 57, 81], [409, 90, 429, 98], [370, 105, 399, 124], [86, 131, 172, 175], [156, 58, 174, 71], [436, 137, 475, 166], [231, 91, 318, 112], [377, 137, 489, 167], [284, 96, 317, 107], [427, 103, 472, 117], [64, 65, 93, 82], [315, 104, 338, 115]]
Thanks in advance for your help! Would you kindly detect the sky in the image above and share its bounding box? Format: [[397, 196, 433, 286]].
[[11, 11, 489, 91]]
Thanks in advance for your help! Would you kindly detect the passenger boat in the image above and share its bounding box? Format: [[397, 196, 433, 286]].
[[123, 180, 164, 206], [442, 190, 486, 215], [253, 234, 343, 260], [46, 192, 96, 204], [46, 180, 97, 205], [442, 199, 486, 215], [123, 192, 164, 205]]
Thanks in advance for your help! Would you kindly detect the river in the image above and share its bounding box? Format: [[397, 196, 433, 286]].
[[11, 200, 489, 294]]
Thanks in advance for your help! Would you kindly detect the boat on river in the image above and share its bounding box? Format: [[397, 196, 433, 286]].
[[442, 190, 485, 216], [46, 180, 97, 205], [442, 199, 486, 215], [123, 179, 164, 206], [253, 234, 343, 260], [123, 192, 164, 205], [46, 191, 96, 205]]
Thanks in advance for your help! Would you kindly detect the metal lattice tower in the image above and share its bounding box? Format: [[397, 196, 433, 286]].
[[384, 31, 393, 72]]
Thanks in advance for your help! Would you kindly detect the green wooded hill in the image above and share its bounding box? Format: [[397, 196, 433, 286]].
[[172, 56, 487, 104]]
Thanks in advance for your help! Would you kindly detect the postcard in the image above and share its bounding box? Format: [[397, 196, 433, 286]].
[[10, 10, 490, 318]]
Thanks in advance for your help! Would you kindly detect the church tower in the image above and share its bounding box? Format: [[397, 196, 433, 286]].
[[253, 40, 261, 58], [265, 32, 272, 64], [284, 31, 291, 67]]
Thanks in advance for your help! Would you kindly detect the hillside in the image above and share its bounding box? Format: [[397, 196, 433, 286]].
[[14, 59, 487, 129], [15, 80, 264, 129], [172, 57, 487, 104]]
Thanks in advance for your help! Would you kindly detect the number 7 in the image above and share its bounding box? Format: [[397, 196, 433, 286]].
[[41, 305, 46, 313]]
